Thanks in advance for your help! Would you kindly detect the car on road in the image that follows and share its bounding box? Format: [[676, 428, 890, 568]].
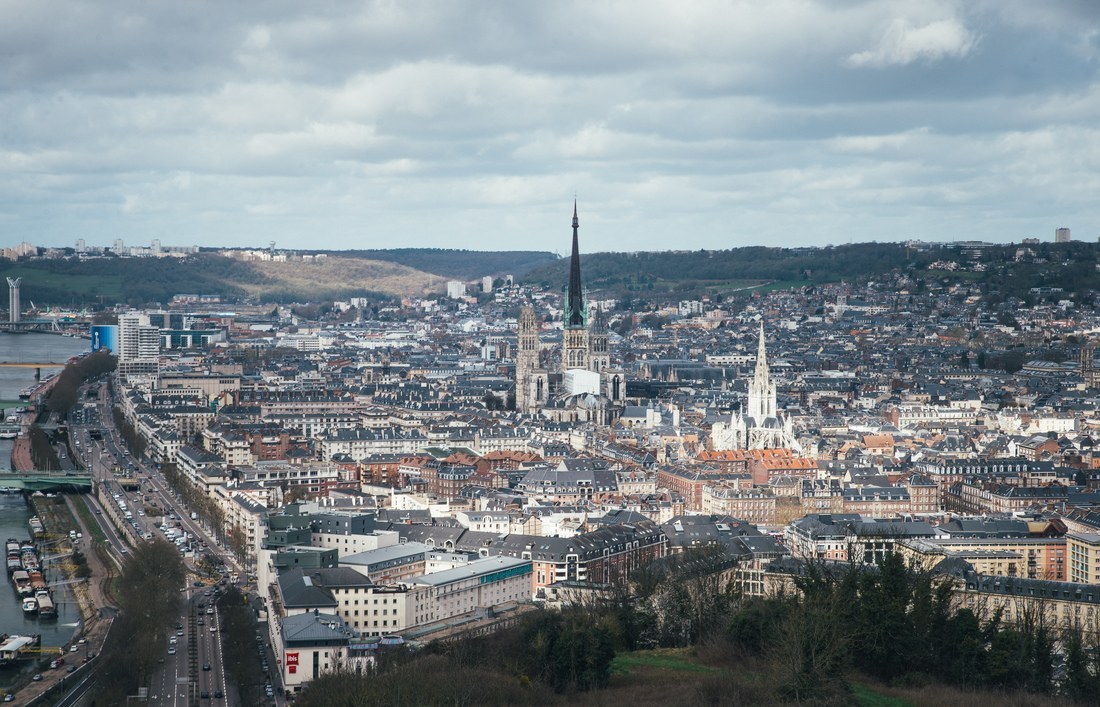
[[202, 663, 210, 671], [167, 647, 176, 655], [210, 626, 217, 633], [31, 674, 41, 682], [214, 690, 223, 699]]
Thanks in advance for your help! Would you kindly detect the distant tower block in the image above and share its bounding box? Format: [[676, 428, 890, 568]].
[[6, 277, 20, 323], [1056, 227, 1071, 243]]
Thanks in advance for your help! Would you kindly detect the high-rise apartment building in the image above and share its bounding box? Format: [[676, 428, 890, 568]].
[[117, 312, 161, 376], [1056, 227, 1071, 243]]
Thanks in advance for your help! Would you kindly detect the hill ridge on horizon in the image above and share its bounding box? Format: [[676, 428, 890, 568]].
[[3, 239, 1097, 307]]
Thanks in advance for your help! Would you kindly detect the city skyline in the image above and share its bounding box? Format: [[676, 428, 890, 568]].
[[2, 1, 1099, 252]]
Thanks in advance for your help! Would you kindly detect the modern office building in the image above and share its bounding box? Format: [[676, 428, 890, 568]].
[[117, 312, 160, 376]]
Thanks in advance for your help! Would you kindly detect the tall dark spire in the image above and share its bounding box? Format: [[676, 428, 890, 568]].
[[566, 200, 586, 328]]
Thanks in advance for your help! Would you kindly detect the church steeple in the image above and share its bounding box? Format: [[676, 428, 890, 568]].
[[565, 200, 586, 329], [754, 321, 768, 378], [748, 321, 777, 421]]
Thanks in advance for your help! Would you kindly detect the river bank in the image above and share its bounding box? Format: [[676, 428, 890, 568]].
[[0, 495, 82, 694]]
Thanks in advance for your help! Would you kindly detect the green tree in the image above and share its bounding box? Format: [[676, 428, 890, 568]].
[[90, 540, 186, 704], [523, 609, 616, 692]]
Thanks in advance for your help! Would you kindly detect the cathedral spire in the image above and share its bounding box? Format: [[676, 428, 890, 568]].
[[565, 200, 586, 329], [748, 321, 776, 422], [755, 321, 767, 376]]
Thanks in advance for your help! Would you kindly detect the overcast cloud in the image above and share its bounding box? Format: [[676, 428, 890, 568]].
[[1, 0, 1098, 253]]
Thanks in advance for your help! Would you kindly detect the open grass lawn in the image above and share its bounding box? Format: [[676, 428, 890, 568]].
[[853, 681, 1075, 707], [599, 650, 1074, 707], [611, 649, 720, 675], [583, 648, 779, 707], [853, 684, 914, 707]]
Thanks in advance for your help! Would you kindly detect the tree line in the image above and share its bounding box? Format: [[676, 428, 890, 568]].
[[215, 586, 266, 704], [28, 424, 60, 471], [89, 540, 186, 705], [111, 406, 147, 460], [294, 548, 1099, 706], [45, 350, 116, 416]]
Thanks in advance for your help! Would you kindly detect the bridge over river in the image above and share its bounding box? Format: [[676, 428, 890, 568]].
[[0, 472, 92, 492]]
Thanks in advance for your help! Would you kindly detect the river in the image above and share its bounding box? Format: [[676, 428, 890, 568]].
[[0, 333, 90, 474], [0, 332, 89, 402], [0, 333, 92, 685]]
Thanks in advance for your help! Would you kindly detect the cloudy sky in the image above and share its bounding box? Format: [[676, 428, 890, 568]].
[[2, 0, 1099, 253]]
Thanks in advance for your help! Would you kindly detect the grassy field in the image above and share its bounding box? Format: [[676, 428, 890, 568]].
[[247, 257, 442, 299], [853, 684, 913, 707], [588, 648, 1073, 707], [611, 649, 720, 675]]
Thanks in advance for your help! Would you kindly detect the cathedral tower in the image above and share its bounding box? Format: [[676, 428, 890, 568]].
[[589, 305, 610, 373], [562, 201, 590, 371], [515, 305, 548, 413]]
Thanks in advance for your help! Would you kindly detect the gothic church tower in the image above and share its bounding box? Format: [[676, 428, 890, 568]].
[[515, 305, 548, 413], [562, 201, 590, 371]]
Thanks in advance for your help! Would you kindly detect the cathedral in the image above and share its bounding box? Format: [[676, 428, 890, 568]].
[[515, 202, 626, 423], [711, 323, 800, 452]]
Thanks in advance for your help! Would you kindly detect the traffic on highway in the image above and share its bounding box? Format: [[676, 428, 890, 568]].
[[64, 382, 279, 706]]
